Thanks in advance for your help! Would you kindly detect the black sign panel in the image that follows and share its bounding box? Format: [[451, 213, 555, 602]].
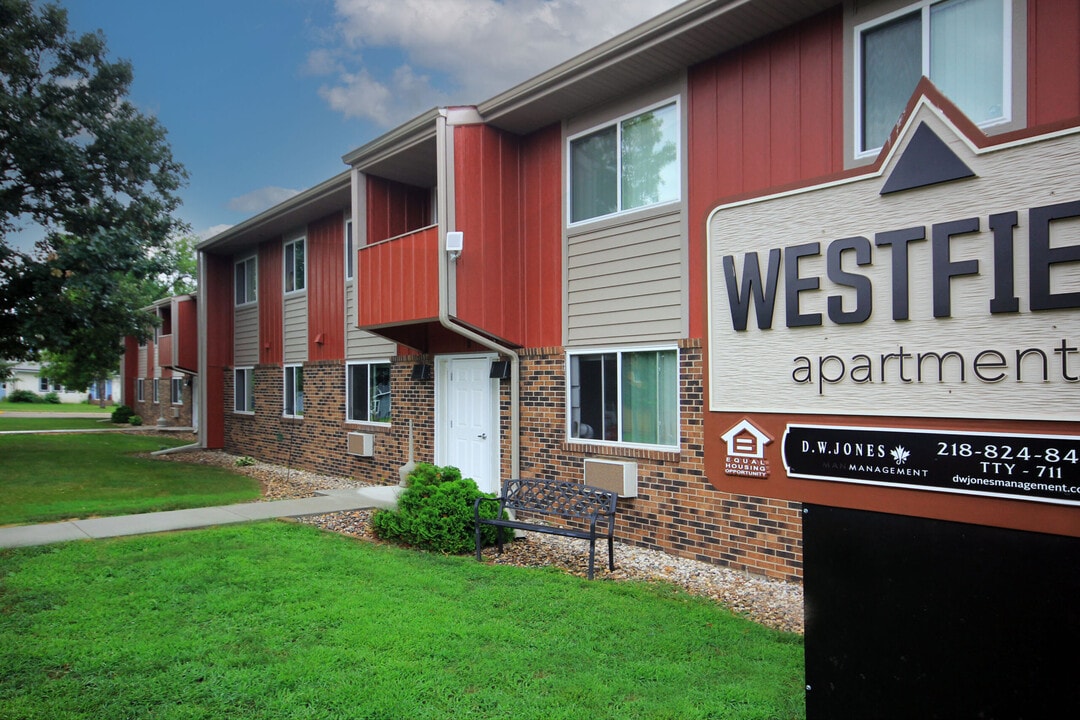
[[782, 424, 1080, 505]]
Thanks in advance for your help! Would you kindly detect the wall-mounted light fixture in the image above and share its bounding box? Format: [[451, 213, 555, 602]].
[[489, 360, 511, 380], [445, 231, 463, 261]]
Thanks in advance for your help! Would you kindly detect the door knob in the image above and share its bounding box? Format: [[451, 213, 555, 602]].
[[477, 433, 487, 439]]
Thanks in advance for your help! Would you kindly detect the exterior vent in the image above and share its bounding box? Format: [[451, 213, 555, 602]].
[[347, 432, 375, 457], [171, 407, 180, 419], [583, 458, 638, 497]]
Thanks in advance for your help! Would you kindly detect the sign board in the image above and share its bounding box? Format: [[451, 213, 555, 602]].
[[707, 98, 1080, 421], [783, 424, 1080, 506]]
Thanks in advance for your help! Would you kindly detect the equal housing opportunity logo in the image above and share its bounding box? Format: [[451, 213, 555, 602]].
[[721, 419, 772, 478]]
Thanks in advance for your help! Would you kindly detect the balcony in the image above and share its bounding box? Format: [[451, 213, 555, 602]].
[[356, 225, 441, 345]]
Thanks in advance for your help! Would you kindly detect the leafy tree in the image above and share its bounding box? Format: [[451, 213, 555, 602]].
[[0, 0, 188, 387]]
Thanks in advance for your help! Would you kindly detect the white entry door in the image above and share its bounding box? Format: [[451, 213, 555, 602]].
[[436, 354, 499, 494]]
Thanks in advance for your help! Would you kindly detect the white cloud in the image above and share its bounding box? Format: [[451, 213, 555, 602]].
[[197, 224, 234, 242], [226, 186, 303, 215], [314, 0, 683, 127]]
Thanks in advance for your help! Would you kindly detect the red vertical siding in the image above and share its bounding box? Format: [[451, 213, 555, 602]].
[[687, 6, 844, 339], [454, 124, 521, 343], [518, 124, 563, 347], [357, 227, 441, 327], [122, 336, 139, 406], [258, 241, 283, 365], [366, 177, 431, 243], [1028, 0, 1080, 127], [453, 123, 561, 348], [308, 213, 346, 360], [175, 296, 198, 373], [203, 253, 234, 449]]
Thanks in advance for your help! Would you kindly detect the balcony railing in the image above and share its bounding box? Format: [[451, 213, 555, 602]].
[[356, 225, 441, 329]]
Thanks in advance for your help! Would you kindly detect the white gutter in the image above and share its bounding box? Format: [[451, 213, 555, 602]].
[[434, 109, 521, 479]]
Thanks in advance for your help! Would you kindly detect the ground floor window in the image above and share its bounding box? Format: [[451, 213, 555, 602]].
[[346, 361, 391, 423], [152, 378, 160, 404], [234, 367, 254, 413], [283, 365, 304, 418], [568, 347, 679, 447], [136, 378, 145, 402], [170, 377, 183, 405]]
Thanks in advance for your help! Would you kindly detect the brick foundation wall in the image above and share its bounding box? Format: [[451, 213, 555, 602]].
[[222, 358, 435, 484], [219, 343, 803, 582], [130, 376, 194, 428], [517, 341, 803, 582]]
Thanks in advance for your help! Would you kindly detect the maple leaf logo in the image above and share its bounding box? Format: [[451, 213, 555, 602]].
[[890, 445, 910, 465]]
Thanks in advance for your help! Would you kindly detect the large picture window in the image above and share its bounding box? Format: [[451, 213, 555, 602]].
[[235, 256, 257, 306], [568, 347, 678, 447], [283, 365, 304, 418], [346, 361, 391, 424], [284, 236, 306, 293], [857, 0, 1009, 154], [234, 367, 254, 413], [569, 100, 680, 224]]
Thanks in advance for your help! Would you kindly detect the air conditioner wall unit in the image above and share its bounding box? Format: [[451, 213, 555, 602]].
[[347, 432, 375, 457], [583, 458, 638, 497]]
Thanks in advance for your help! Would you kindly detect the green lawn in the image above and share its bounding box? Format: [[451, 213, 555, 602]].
[[0, 401, 112, 414], [0, 523, 806, 719], [0, 434, 260, 526], [0, 416, 122, 432]]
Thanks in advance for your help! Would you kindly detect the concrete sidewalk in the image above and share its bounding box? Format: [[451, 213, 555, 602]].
[[0, 486, 403, 549]]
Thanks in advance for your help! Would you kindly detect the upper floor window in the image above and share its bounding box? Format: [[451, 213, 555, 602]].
[[346, 361, 391, 424], [857, 0, 1010, 155], [569, 100, 680, 224], [345, 218, 354, 281], [284, 236, 306, 293], [235, 256, 257, 306], [568, 347, 679, 448]]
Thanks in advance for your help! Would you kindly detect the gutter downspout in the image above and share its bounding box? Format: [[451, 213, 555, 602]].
[[435, 109, 521, 480]]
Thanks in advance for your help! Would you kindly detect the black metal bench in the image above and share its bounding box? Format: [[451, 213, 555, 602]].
[[473, 478, 618, 579]]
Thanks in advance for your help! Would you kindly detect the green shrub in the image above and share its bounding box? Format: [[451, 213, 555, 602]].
[[234, 456, 256, 467], [9, 389, 41, 403], [111, 405, 134, 424], [372, 463, 510, 554], [128, 415, 143, 426], [43, 391, 61, 404]]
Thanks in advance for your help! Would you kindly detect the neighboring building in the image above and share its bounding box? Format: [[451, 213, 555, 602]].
[[196, 1, 1077, 713], [121, 295, 199, 428], [0, 361, 119, 404]]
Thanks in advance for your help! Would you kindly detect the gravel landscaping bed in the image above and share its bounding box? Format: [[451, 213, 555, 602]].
[[161, 448, 805, 635]]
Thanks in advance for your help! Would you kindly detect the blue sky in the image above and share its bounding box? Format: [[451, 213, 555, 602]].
[[51, 0, 683, 243]]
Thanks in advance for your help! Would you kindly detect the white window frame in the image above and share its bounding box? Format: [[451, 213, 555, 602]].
[[152, 378, 160, 404], [346, 360, 391, 425], [234, 367, 254, 414], [170, 377, 183, 405], [567, 97, 682, 226], [345, 217, 354, 281], [565, 345, 680, 451], [235, 255, 258, 306], [853, 0, 1013, 158], [38, 377, 49, 392], [136, 378, 145, 403], [283, 364, 304, 418], [284, 235, 306, 295]]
